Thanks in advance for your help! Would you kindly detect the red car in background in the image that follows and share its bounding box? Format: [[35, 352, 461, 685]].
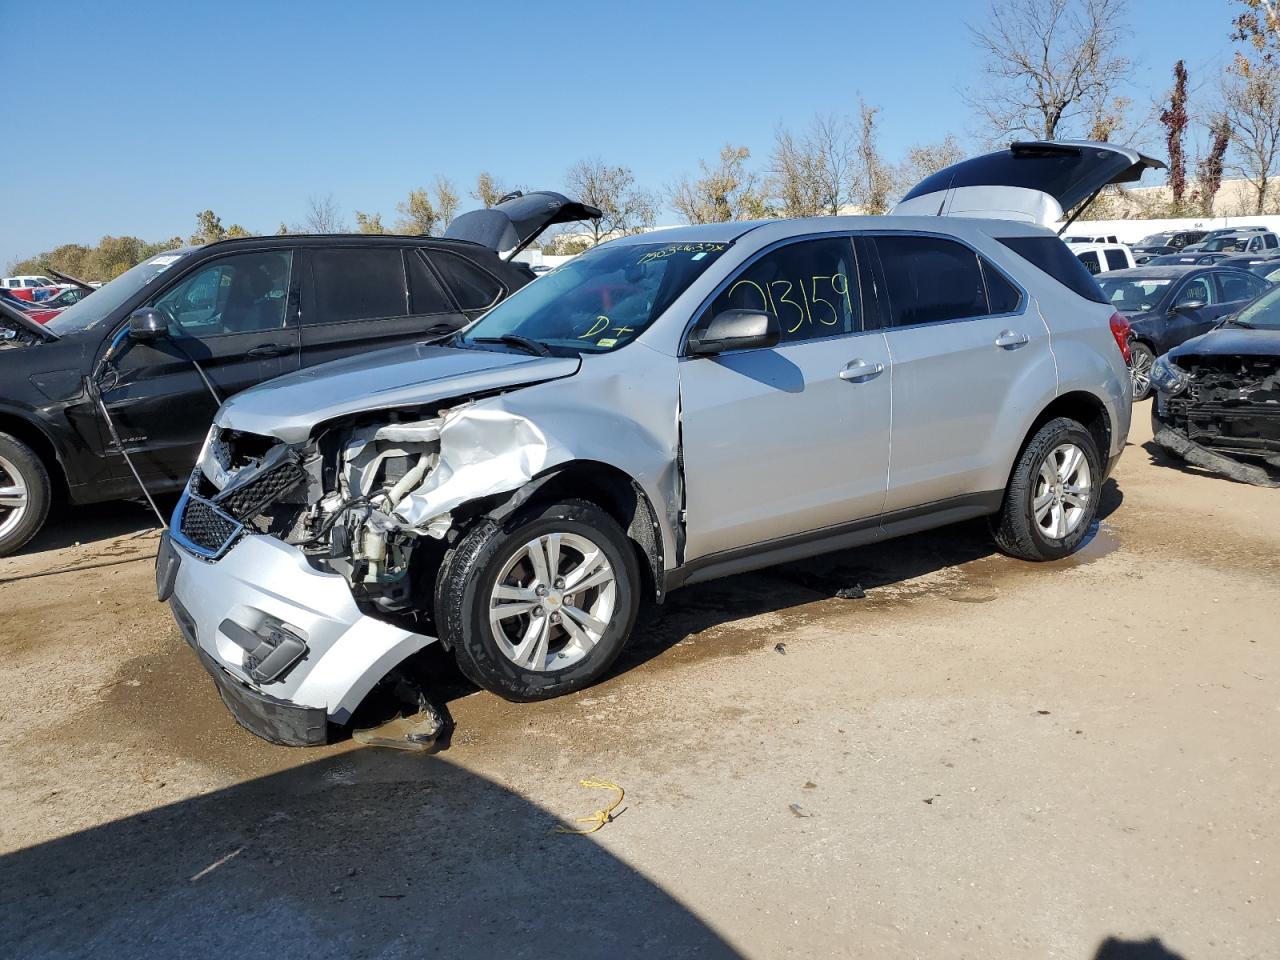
[[1, 275, 65, 302], [0, 288, 62, 323]]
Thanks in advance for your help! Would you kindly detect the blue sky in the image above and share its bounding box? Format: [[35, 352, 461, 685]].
[[2, 0, 1244, 269]]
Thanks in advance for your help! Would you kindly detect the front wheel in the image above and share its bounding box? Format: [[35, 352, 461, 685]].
[[1129, 342, 1155, 401], [435, 499, 641, 702], [992, 417, 1102, 562]]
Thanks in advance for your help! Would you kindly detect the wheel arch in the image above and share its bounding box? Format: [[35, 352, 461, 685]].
[[480, 459, 666, 603], [1009, 391, 1112, 488], [0, 411, 67, 500]]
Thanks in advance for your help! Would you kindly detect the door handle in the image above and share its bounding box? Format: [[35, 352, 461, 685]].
[[839, 358, 885, 382], [247, 343, 291, 358], [994, 329, 1030, 349]]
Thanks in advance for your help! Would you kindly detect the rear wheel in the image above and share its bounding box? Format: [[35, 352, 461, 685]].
[[1130, 342, 1155, 401], [992, 417, 1101, 562], [435, 499, 641, 702], [0, 432, 51, 557]]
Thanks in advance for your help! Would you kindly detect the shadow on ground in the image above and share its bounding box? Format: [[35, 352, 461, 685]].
[[16, 496, 168, 555], [0, 752, 740, 959], [1093, 936, 1186, 959]]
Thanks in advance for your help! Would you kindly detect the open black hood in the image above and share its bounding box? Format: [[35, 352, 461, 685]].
[[444, 191, 602, 259], [0, 300, 57, 344], [892, 140, 1166, 228]]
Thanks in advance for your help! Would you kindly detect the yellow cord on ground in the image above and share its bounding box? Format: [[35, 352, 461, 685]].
[[554, 777, 625, 835]]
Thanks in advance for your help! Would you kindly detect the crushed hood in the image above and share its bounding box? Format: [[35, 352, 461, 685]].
[[444, 191, 602, 259], [1170, 327, 1280, 361], [217, 343, 580, 443], [892, 140, 1165, 227]]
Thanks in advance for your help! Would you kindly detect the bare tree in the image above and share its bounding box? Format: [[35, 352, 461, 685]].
[[1194, 115, 1232, 216], [471, 172, 510, 209], [669, 145, 771, 223], [895, 134, 966, 194], [851, 101, 894, 214], [966, 0, 1130, 141], [769, 114, 856, 217], [1223, 64, 1280, 213], [394, 189, 439, 235], [302, 193, 345, 233], [564, 158, 656, 246], [435, 176, 460, 227]]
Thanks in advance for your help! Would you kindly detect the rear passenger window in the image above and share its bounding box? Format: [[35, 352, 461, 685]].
[[406, 250, 453, 314], [982, 261, 1022, 314], [1104, 249, 1129, 271], [1078, 251, 1101, 275], [876, 235, 987, 326], [431, 251, 505, 311], [706, 237, 859, 343], [1216, 271, 1265, 303], [1265, 235, 1278, 249], [306, 248, 407, 325]]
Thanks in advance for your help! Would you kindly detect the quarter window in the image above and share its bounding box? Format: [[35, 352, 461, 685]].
[[705, 237, 860, 343], [406, 250, 453, 314], [431, 250, 505, 311], [876, 235, 989, 326], [306, 248, 407, 325], [153, 251, 293, 336], [1077, 250, 1102, 275], [982, 261, 1022, 314]]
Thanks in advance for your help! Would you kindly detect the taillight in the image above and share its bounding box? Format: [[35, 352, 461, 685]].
[[1109, 312, 1132, 364]]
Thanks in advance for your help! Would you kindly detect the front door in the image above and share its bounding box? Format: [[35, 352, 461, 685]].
[[869, 233, 1053, 512], [99, 249, 300, 487], [679, 236, 891, 561]]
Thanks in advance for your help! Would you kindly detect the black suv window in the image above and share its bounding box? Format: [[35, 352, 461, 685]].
[[707, 237, 859, 343], [306, 248, 407, 325], [153, 250, 292, 336], [406, 250, 453, 314], [876, 235, 988, 326], [431, 250, 505, 311], [1216, 270, 1265, 303]]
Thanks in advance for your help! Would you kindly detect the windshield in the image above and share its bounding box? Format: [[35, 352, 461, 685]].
[[1201, 237, 1246, 252], [1232, 284, 1280, 330], [1097, 276, 1175, 313], [44, 251, 191, 336], [458, 240, 731, 354]]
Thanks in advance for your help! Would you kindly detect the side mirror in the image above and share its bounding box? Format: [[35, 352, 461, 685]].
[[1172, 300, 1207, 314], [128, 307, 170, 341], [687, 309, 781, 356]]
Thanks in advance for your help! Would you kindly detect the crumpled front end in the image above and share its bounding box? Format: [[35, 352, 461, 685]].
[[1153, 353, 1280, 486]]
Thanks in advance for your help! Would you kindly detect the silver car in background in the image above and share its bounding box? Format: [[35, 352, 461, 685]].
[[158, 141, 1156, 745]]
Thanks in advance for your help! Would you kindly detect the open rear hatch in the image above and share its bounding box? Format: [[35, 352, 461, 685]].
[[444, 191, 603, 260], [892, 140, 1165, 230]]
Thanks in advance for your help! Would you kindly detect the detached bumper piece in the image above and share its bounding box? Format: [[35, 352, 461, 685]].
[[1154, 420, 1280, 489]]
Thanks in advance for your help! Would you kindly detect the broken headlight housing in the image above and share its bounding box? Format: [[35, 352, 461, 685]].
[[1150, 355, 1191, 397]]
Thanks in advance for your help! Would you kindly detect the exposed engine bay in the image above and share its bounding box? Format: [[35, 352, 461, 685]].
[[1156, 354, 1280, 487], [0, 315, 46, 349], [183, 402, 505, 626]]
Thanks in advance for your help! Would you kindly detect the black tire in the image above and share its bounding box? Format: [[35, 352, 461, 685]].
[[0, 431, 51, 557], [435, 499, 641, 702], [1130, 341, 1155, 401], [992, 417, 1102, 562]]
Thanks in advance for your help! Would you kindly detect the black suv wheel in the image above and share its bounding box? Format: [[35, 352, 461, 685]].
[[0, 432, 51, 557]]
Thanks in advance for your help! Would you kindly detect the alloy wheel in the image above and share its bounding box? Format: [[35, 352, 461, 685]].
[[1130, 347, 1154, 398], [0, 454, 29, 541], [1033, 443, 1092, 540], [488, 531, 618, 672]]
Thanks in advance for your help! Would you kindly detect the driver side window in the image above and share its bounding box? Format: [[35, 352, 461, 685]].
[[1174, 277, 1215, 307], [153, 251, 293, 337]]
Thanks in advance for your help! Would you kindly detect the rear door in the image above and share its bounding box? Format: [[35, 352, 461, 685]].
[[869, 233, 1051, 512], [1215, 270, 1269, 316], [298, 245, 465, 369], [892, 141, 1164, 227], [99, 248, 301, 485]]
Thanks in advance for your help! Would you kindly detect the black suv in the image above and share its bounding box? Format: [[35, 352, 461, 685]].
[[0, 192, 599, 554]]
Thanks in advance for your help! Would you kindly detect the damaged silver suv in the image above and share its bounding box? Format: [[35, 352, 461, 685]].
[[160, 141, 1155, 746]]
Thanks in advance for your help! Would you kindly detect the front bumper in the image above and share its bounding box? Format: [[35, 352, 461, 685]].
[[164, 531, 437, 746]]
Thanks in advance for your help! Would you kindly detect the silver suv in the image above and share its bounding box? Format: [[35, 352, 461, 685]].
[[159, 141, 1156, 745]]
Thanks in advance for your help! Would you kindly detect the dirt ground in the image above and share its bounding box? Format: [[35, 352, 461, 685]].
[[1, 410, 1276, 959]]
